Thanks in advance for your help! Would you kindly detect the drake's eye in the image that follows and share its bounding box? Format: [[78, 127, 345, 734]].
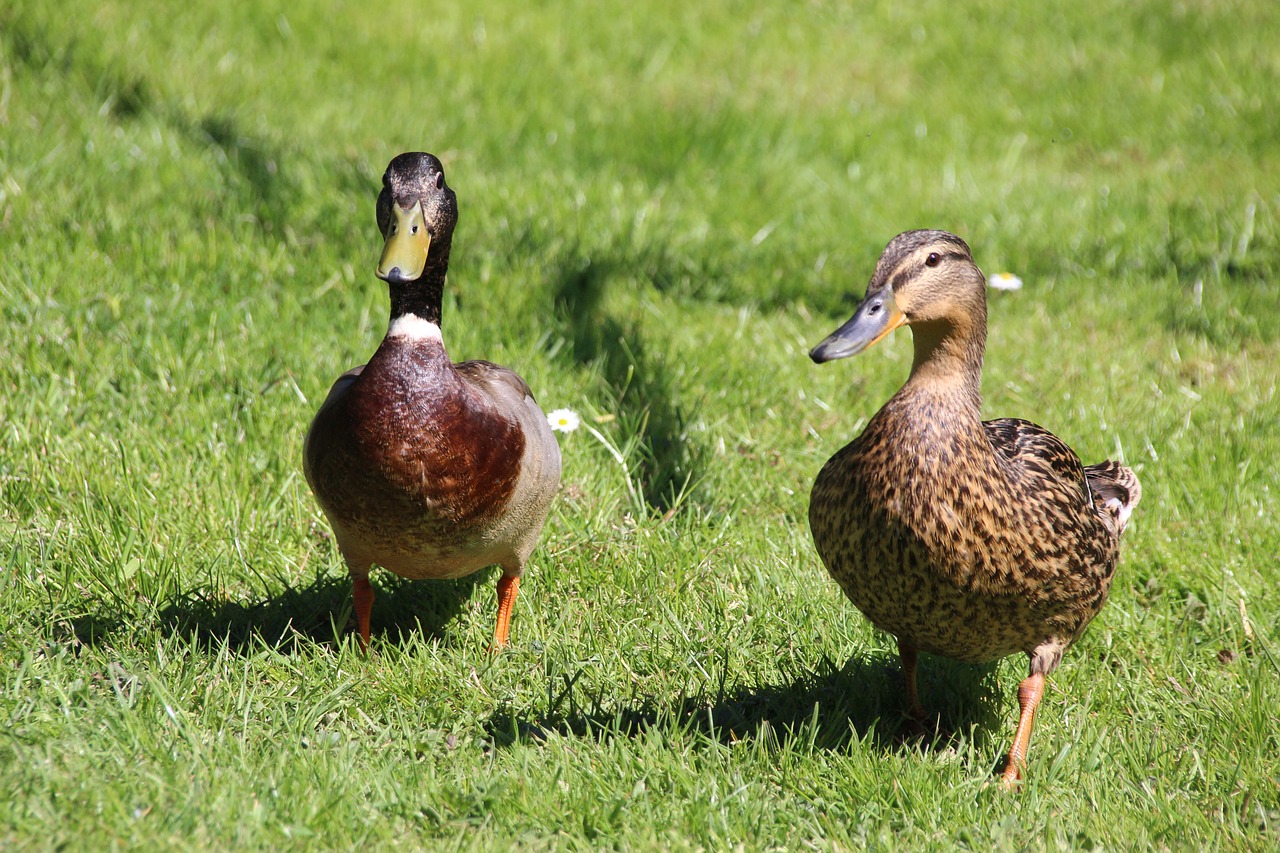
[[435, 173, 444, 190], [925, 253, 940, 268]]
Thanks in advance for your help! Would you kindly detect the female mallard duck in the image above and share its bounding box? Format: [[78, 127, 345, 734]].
[[808, 230, 1140, 786], [304, 152, 561, 650]]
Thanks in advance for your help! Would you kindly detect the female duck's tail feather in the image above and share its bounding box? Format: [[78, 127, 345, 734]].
[[1084, 460, 1141, 537]]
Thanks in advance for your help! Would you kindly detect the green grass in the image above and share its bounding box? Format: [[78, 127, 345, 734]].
[[2, 0, 1279, 848]]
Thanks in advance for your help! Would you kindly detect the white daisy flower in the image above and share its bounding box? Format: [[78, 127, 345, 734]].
[[547, 408, 581, 433], [988, 272, 1023, 291]]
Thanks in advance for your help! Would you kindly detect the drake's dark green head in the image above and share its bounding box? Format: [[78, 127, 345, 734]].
[[375, 152, 459, 285], [810, 230, 984, 364]]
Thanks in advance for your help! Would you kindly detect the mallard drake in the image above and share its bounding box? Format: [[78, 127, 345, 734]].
[[304, 152, 561, 650], [807, 230, 1140, 787]]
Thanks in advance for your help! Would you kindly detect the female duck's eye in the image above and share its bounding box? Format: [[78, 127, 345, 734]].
[[435, 173, 444, 190], [925, 252, 940, 267]]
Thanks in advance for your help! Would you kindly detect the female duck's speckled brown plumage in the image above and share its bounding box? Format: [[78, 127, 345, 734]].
[[808, 230, 1140, 786], [304, 152, 561, 650]]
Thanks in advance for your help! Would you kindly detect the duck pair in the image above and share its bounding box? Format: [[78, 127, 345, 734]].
[[303, 153, 1140, 787]]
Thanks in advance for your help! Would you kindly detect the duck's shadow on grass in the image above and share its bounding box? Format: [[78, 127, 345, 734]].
[[148, 570, 486, 655], [486, 652, 1009, 759], [550, 253, 703, 515]]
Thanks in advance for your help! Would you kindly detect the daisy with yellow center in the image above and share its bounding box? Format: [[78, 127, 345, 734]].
[[547, 408, 581, 433], [988, 272, 1023, 291]]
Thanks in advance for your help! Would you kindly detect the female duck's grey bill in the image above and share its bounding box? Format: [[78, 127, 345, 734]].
[[809, 289, 906, 363]]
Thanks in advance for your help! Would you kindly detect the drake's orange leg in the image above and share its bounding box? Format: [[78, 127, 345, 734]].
[[352, 574, 374, 653], [492, 575, 521, 650], [1000, 671, 1045, 788]]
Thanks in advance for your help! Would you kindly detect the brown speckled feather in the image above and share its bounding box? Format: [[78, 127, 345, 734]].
[[810, 401, 1122, 669], [808, 230, 1140, 784]]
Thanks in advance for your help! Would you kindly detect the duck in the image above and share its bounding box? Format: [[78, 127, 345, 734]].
[[303, 152, 561, 651], [807, 229, 1140, 787]]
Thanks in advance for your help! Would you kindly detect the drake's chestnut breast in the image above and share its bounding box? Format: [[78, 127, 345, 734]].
[[306, 368, 525, 536]]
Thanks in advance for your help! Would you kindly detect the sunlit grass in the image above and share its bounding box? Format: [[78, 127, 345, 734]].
[[2, 0, 1278, 848]]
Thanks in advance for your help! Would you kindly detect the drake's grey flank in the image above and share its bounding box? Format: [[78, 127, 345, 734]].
[[808, 230, 1140, 787], [304, 152, 561, 650]]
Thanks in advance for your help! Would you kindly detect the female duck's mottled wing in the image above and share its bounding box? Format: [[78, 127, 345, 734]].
[[983, 417, 1093, 509], [985, 417, 1140, 538]]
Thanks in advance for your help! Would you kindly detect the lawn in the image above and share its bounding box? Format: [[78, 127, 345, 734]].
[[2, 0, 1278, 848]]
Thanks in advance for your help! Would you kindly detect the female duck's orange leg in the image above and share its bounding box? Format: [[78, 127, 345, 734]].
[[898, 640, 927, 722], [493, 575, 521, 649], [1000, 671, 1045, 788]]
